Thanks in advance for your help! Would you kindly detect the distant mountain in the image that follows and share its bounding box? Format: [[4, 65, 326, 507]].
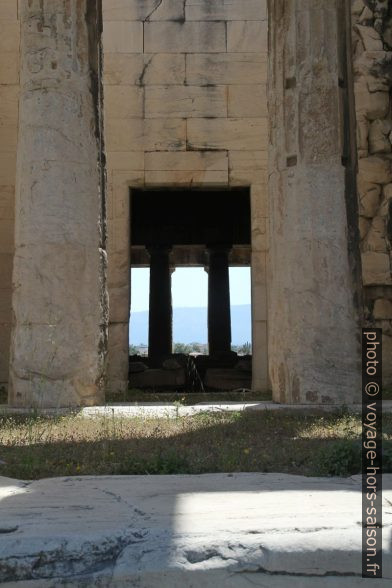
[[130, 304, 251, 345]]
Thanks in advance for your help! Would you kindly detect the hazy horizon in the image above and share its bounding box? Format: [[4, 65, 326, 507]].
[[130, 303, 252, 346]]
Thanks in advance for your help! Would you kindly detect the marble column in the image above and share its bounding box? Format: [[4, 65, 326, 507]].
[[148, 246, 173, 366], [207, 246, 232, 356], [9, 0, 107, 408], [267, 0, 361, 403]]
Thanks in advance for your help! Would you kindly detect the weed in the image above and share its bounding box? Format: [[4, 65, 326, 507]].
[[315, 439, 361, 477], [1, 411, 391, 479]]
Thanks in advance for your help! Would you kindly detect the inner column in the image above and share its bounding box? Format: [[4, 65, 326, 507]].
[[9, 0, 107, 408], [148, 246, 173, 366], [207, 246, 232, 357]]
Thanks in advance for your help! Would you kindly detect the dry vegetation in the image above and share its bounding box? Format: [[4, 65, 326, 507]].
[[0, 410, 391, 480]]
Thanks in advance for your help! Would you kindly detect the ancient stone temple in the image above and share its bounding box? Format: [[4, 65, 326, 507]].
[[0, 0, 391, 408]]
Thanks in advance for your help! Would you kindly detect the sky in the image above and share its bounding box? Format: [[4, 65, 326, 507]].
[[130, 267, 251, 312]]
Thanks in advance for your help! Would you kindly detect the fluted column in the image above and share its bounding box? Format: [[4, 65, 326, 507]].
[[148, 246, 173, 366], [207, 246, 232, 356], [9, 0, 107, 408], [267, 0, 361, 403]]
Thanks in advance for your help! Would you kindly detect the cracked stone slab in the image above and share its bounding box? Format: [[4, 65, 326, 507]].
[[0, 474, 391, 586]]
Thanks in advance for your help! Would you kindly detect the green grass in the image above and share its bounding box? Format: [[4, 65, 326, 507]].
[[1, 410, 391, 480]]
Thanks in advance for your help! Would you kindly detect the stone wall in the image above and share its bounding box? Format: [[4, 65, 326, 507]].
[[352, 0, 392, 385], [0, 1, 20, 389], [102, 0, 269, 393]]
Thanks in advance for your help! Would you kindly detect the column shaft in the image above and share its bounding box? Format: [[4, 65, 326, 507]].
[[148, 247, 173, 365], [9, 0, 107, 408], [267, 0, 361, 403], [208, 247, 232, 356]]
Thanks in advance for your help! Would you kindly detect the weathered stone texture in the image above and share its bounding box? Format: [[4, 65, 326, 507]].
[[352, 0, 392, 384], [268, 0, 361, 403], [9, 0, 107, 407], [103, 0, 269, 393], [2, 474, 392, 585], [0, 6, 19, 390], [144, 22, 227, 53]]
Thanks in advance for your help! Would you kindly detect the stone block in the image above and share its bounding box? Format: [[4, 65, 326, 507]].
[[0, 251, 13, 281], [354, 80, 389, 120], [230, 168, 267, 187], [362, 251, 392, 285], [0, 322, 11, 386], [251, 249, 267, 284], [108, 285, 130, 323], [106, 151, 144, 172], [252, 320, 268, 391], [112, 171, 143, 219], [204, 369, 251, 391], [0, 0, 17, 20], [251, 183, 269, 221], [384, 183, 392, 199], [103, 0, 185, 21], [359, 217, 371, 240], [103, 21, 143, 53], [252, 282, 267, 321], [187, 118, 267, 151], [144, 22, 226, 53], [368, 119, 392, 154], [358, 181, 381, 218], [0, 52, 19, 84], [145, 85, 227, 118], [101, 114, 186, 155], [105, 119, 143, 151], [363, 216, 387, 252], [104, 54, 144, 85], [358, 156, 392, 185], [0, 219, 14, 252], [0, 122, 18, 152], [105, 54, 186, 86], [102, 0, 158, 20], [130, 368, 186, 388], [108, 217, 131, 255], [104, 86, 143, 119], [113, 170, 144, 191], [0, 185, 14, 220], [373, 299, 392, 319], [251, 225, 268, 252], [356, 115, 368, 154], [186, 53, 267, 85], [0, 288, 12, 324], [145, 151, 228, 171], [355, 24, 383, 51], [0, 86, 19, 122], [228, 84, 267, 117], [107, 322, 129, 393], [141, 54, 186, 86], [107, 250, 130, 289], [144, 169, 229, 187], [227, 21, 268, 52], [0, 23, 19, 53], [229, 150, 267, 171], [145, 0, 185, 21], [144, 119, 186, 151], [186, 0, 267, 21]]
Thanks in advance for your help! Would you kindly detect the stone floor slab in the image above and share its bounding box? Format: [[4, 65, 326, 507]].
[[0, 473, 391, 586], [1, 401, 392, 418]]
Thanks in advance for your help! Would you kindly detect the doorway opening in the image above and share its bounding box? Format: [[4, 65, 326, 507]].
[[129, 188, 252, 392]]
